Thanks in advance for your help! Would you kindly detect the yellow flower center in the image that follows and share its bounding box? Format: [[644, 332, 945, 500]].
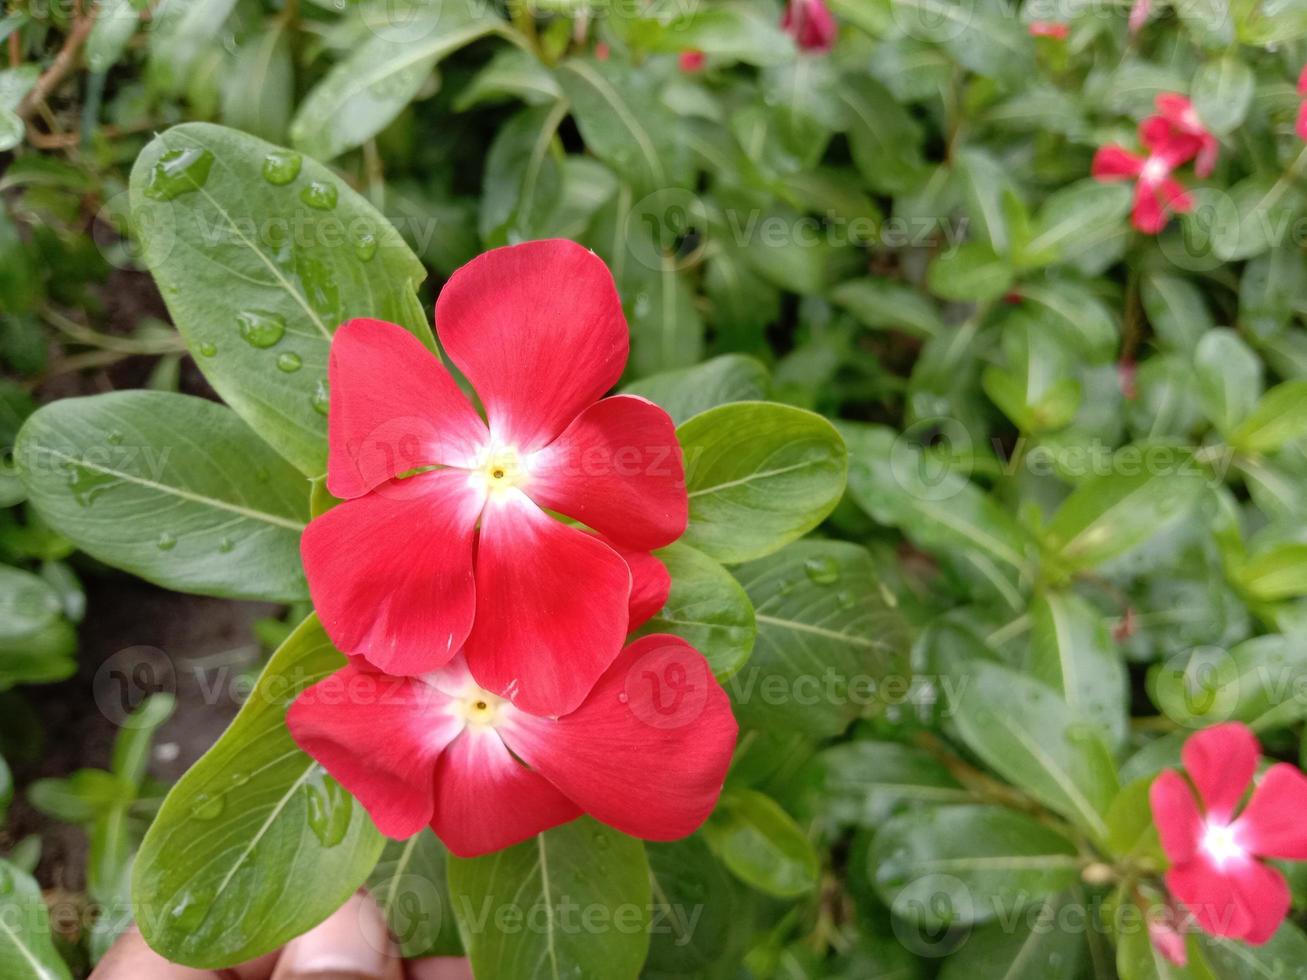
[[458, 689, 504, 727], [471, 445, 529, 498]]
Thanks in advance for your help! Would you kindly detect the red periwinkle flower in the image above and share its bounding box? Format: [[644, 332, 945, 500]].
[[1028, 21, 1070, 40], [1153, 94, 1220, 178], [782, 0, 837, 53], [1128, 0, 1152, 34], [1150, 723, 1307, 945], [1092, 143, 1193, 234], [303, 240, 688, 717], [1297, 66, 1307, 141], [289, 634, 738, 856], [679, 49, 706, 73]]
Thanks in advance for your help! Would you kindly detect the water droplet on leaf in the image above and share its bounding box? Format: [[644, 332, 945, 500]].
[[198, 341, 217, 357], [276, 351, 303, 373], [312, 379, 331, 416], [236, 310, 286, 349], [353, 230, 378, 262], [304, 771, 352, 847], [157, 532, 177, 551], [144, 148, 214, 201], [191, 792, 225, 820], [299, 181, 338, 211], [261, 149, 303, 185], [218, 537, 234, 554], [804, 555, 839, 585]]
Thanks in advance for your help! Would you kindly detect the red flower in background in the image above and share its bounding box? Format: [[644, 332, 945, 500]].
[[679, 49, 706, 73], [1092, 94, 1219, 233], [782, 0, 837, 53], [1129, 0, 1152, 33], [1152, 94, 1220, 177], [1028, 21, 1070, 40], [303, 240, 687, 717], [1150, 723, 1307, 945], [1092, 142, 1193, 234], [289, 635, 738, 856], [1297, 66, 1307, 140]]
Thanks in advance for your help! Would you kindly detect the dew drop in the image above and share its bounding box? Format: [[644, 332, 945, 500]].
[[107, 430, 124, 446], [804, 555, 840, 585], [352, 230, 378, 262], [617, 691, 629, 704], [198, 341, 217, 358], [191, 792, 225, 820], [276, 351, 303, 373], [261, 149, 303, 185], [143, 148, 215, 201], [312, 379, 331, 416], [156, 532, 177, 551], [299, 180, 338, 211], [67, 466, 116, 508], [218, 537, 234, 554], [236, 310, 286, 349], [304, 771, 352, 847], [230, 770, 250, 787]]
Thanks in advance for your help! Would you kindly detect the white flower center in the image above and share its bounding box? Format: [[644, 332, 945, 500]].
[[1141, 156, 1170, 185], [1201, 821, 1247, 867], [455, 688, 505, 729]]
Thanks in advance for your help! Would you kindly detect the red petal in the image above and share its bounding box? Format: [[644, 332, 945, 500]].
[[1236, 764, 1307, 860], [434, 240, 628, 452], [464, 493, 631, 716], [1231, 862, 1291, 945], [620, 545, 671, 629], [1183, 723, 1257, 824], [1132, 182, 1167, 234], [1092, 145, 1144, 180], [1151, 770, 1202, 863], [783, 0, 837, 52], [1167, 861, 1254, 942], [287, 664, 461, 839], [302, 470, 484, 675], [501, 635, 737, 842], [1297, 102, 1307, 142], [527, 395, 687, 551], [1195, 138, 1219, 179], [430, 729, 581, 858], [326, 319, 487, 500]]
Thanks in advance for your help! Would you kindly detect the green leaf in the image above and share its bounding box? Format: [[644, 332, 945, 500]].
[[841, 422, 1033, 593], [644, 836, 739, 978], [1021, 180, 1132, 268], [453, 47, 561, 111], [0, 858, 72, 979], [0, 565, 64, 645], [556, 58, 683, 195], [1194, 328, 1262, 435], [1192, 56, 1254, 135], [1150, 636, 1307, 731], [927, 242, 1014, 303], [1142, 273, 1213, 354], [1233, 544, 1307, 602], [730, 540, 909, 737], [129, 122, 432, 476], [220, 22, 294, 144], [937, 890, 1084, 980], [623, 354, 770, 426], [1201, 923, 1307, 979], [85, 0, 141, 74], [16, 391, 309, 602], [807, 741, 969, 828], [871, 805, 1080, 929], [368, 830, 462, 958], [478, 102, 566, 247], [1230, 381, 1307, 454], [638, 541, 756, 678], [624, 2, 794, 65], [447, 818, 651, 980], [290, 8, 506, 161], [678, 402, 847, 564], [841, 76, 926, 195], [133, 616, 384, 968], [830, 278, 944, 339], [1042, 446, 1207, 572], [702, 789, 818, 898], [951, 660, 1119, 841], [0, 66, 37, 153], [1028, 592, 1129, 750]]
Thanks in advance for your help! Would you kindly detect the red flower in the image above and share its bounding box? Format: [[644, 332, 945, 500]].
[[303, 240, 687, 716], [1297, 67, 1307, 141], [288, 634, 738, 856], [1153, 94, 1220, 178], [1028, 21, 1069, 40], [679, 49, 706, 73], [1150, 723, 1307, 945], [1129, 0, 1151, 33], [782, 0, 837, 53], [1091, 143, 1193, 234]]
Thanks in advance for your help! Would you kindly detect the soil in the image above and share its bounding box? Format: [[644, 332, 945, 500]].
[[5, 577, 278, 893]]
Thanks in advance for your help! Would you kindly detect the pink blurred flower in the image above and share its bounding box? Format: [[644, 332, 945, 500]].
[[1028, 21, 1070, 40], [782, 0, 837, 53]]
